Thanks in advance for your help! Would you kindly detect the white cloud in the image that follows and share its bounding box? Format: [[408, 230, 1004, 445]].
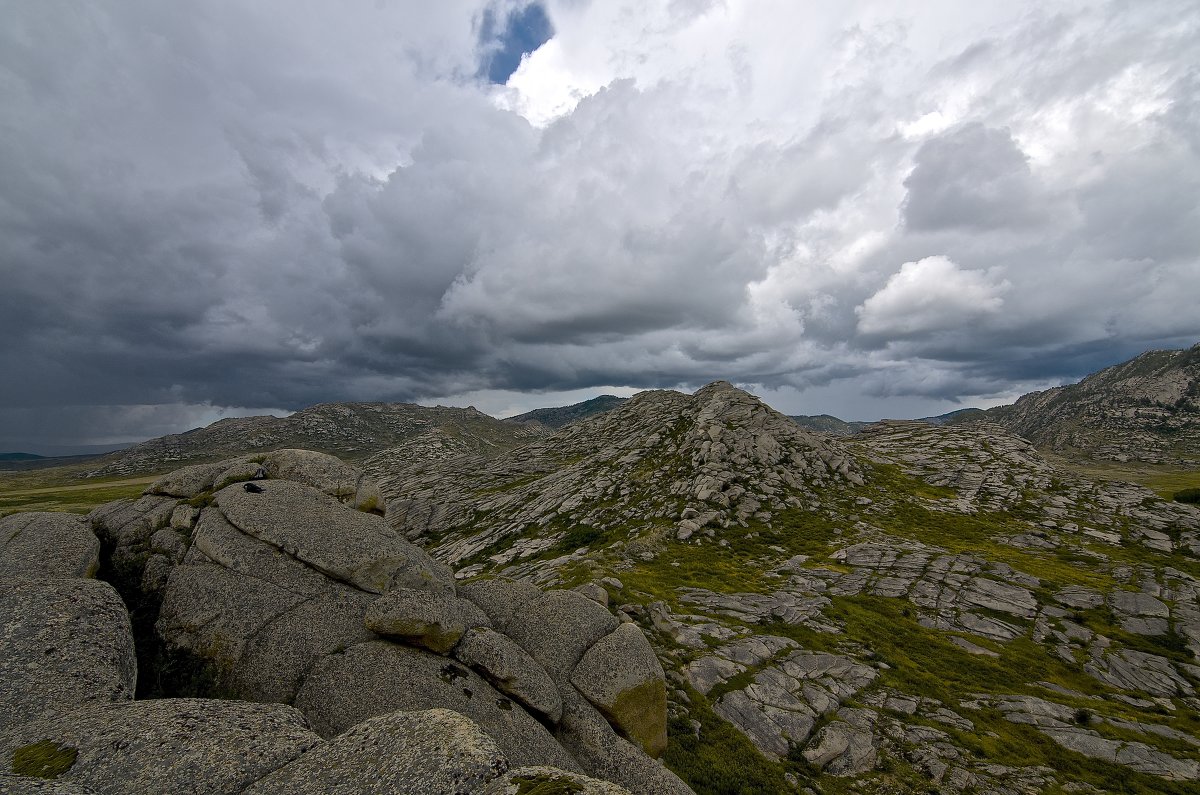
[[856, 256, 1008, 337]]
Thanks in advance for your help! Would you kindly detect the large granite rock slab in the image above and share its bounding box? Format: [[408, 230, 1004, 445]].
[[571, 623, 667, 758], [214, 480, 450, 594], [0, 514, 99, 580], [294, 640, 581, 772], [503, 590, 619, 682], [244, 708, 507, 795], [259, 449, 385, 513], [364, 587, 489, 654], [0, 578, 135, 733], [0, 699, 319, 795], [555, 691, 692, 795], [482, 766, 635, 794], [0, 777, 96, 794], [454, 627, 563, 723]]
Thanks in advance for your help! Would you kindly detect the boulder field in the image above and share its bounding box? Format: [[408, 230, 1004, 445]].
[[0, 449, 689, 795]]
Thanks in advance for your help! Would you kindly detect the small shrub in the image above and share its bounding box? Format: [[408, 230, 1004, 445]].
[[1074, 708, 1092, 725], [12, 740, 77, 779], [1172, 487, 1200, 504]]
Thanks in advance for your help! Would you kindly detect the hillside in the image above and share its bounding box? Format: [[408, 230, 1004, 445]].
[[365, 381, 1200, 793], [505, 394, 628, 429], [980, 343, 1200, 465], [788, 414, 869, 435], [87, 402, 545, 477]]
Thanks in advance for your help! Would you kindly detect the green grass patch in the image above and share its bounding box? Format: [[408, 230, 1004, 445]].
[[662, 686, 797, 795], [11, 740, 77, 779], [0, 479, 152, 517]]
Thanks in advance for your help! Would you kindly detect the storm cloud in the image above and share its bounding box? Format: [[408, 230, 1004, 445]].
[[2, 0, 1198, 449]]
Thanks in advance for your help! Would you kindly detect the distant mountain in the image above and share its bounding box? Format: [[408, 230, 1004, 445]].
[[87, 402, 545, 477], [789, 408, 986, 435], [788, 414, 869, 435], [917, 407, 988, 426], [504, 395, 628, 429], [980, 342, 1200, 464], [0, 452, 43, 461]]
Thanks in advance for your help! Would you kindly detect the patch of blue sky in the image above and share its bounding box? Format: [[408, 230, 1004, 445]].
[[478, 2, 553, 84]]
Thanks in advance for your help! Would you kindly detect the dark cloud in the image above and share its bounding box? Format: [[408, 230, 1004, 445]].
[[902, 123, 1047, 232], [1, 0, 1199, 449]]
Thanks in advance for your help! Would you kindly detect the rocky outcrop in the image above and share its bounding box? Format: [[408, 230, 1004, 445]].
[[373, 381, 866, 582], [973, 343, 1200, 465], [88, 402, 543, 477], [571, 623, 668, 757], [0, 513, 99, 579], [0, 699, 321, 794], [57, 451, 683, 795], [243, 708, 507, 795], [0, 579, 136, 733]]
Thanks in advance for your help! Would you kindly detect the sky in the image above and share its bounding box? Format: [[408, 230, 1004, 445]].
[[2, 1, 1199, 453]]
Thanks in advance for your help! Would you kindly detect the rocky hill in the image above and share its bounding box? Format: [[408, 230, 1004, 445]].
[[787, 414, 870, 435], [505, 395, 628, 429], [1, 449, 685, 794], [87, 402, 545, 478], [366, 381, 1200, 794], [980, 343, 1200, 465], [6, 372, 1200, 794]]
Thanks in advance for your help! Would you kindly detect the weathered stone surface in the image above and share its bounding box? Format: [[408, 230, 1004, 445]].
[[555, 690, 694, 795], [364, 587, 488, 654], [214, 480, 450, 594], [504, 590, 620, 682], [0, 578, 135, 733], [482, 766, 635, 795], [0, 699, 320, 795], [145, 459, 248, 498], [454, 627, 563, 722], [459, 578, 543, 633], [571, 623, 667, 758], [1085, 649, 1194, 697], [975, 694, 1200, 780], [0, 513, 99, 580], [295, 640, 581, 771], [712, 649, 877, 760], [188, 508, 331, 596], [801, 708, 878, 776], [0, 777, 96, 795], [260, 449, 384, 513], [156, 556, 309, 675], [231, 588, 376, 704], [244, 708, 508, 795]]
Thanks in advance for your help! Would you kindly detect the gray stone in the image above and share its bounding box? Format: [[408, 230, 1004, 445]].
[[145, 459, 245, 498], [230, 588, 377, 704], [188, 508, 330, 597], [260, 449, 384, 513], [0, 513, 99, 580], [801, 709, 878, 776], [156, 557, 309, 676], [365, 587, 489, 653], [0, 777, 96, 794], [0, 699, 319, 795], [244, 708, 508, 795], [454, 627, 563, 723], [459, 578, 543, 633], [574, 582, 610, 606], [555, 690, 694, 795], [504, 590, 619, 682], [295, 640, 581, 771], [0, 578, 135, 733], [482, 766, 634, 795], [215, 479, 451, 594], [571, 623, 667, 758]]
